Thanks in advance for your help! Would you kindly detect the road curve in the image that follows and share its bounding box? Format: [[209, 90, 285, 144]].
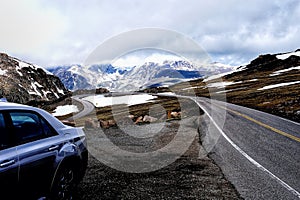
[[192, 97, 300, 200], [71, 96, 95, 120]]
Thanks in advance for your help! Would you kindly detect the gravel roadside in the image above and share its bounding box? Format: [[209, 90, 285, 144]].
[[74, 116, 242, 200]]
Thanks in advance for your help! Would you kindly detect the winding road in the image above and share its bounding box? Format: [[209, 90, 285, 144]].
[[71, 95, 95, 120], [74, 94, 300, 199]]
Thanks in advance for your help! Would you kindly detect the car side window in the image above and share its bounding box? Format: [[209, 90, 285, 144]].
[[0, 113, 9, 150], [10, 112, 57, 144]]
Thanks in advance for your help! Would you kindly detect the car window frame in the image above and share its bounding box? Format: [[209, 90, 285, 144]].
[[5, 109, 59, 145], [0, 111, 14, 150]]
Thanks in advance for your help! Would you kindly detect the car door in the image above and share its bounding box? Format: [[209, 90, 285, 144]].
[[9, 111, 63, 199], [0, 112, 19, 199]]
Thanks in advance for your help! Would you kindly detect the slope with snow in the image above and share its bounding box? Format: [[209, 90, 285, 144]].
[[172, 49, 300, 122], [276, 51, 300, 60], [0, 53, 68, 104]]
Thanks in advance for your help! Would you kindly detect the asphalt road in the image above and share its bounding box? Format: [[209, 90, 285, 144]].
[[71, 96, 95, 120], [193, 97, 300, 200]]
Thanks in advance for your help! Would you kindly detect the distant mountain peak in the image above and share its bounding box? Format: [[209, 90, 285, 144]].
[[49, 60, 234, 91]]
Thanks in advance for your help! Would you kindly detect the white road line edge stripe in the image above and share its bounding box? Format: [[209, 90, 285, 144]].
[[191, 98, 300, 199]]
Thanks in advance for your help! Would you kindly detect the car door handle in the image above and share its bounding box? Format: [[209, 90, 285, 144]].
[[0, 160, 15, 168], [48, 145, 59, 151]]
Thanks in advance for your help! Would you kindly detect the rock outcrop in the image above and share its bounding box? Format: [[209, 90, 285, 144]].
[[0, 53, 69, 104]]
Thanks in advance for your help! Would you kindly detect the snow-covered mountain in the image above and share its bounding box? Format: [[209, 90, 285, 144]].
[[0, 53, 68, 104], [49, 64, 128, 91], [49, 60, 233, 92]]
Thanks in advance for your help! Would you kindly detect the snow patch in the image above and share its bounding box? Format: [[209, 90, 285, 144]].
[[29, 82, 42, 97], [270, 66, 300, 76], [258, 81, 300, 90], [203, 72, 228, 82], [84, 94, 157, 108], [18, 60, 31, 68], [157, 92, 176, 96], [67, 65, 81, 74], [216, 90, 230, 94], [15, 65, 23, 76], [203, 65, 244, 82], [248, 79, 258, 82], [52, 105, 79, 117], [56, 86, 65, 95], [42, 90, 51, 99], [215, 87, 247, 94], [34, 81, 43, 88], [181, 86, 204, 91], [52, 92, 59, 98], [207, 81, 242, 88], [0, 69, 7, 76], [276, 52, 300, 60]]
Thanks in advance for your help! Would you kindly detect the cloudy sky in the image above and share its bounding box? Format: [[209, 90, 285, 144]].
[[0, 0, 299, 68]]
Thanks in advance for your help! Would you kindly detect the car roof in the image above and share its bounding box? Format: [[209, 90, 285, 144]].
[[0, 102, 33, 110], [0, 102, 66, 129]]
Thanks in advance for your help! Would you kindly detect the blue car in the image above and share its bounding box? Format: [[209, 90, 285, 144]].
[[0, 102, 88, 200]]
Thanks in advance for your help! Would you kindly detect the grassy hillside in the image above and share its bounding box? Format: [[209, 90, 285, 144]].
[[169, 52, 300, 123]]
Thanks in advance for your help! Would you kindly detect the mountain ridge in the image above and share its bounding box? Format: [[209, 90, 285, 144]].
[[49, 60, 233, 91]]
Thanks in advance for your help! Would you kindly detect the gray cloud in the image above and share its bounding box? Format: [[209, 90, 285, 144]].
[[1, 0, 299, 67]]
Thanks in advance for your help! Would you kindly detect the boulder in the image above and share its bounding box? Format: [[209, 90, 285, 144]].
[[99, 119, 117, 129], [143, 115, 158, 123], [85, 118, 99, 129]]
